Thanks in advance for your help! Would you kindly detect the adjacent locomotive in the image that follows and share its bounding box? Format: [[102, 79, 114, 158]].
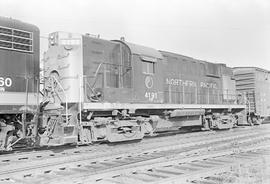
[[0, 17, 39, 150], [42, 32, 246, 145]]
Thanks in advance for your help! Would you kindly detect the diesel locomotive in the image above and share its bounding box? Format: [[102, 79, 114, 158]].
[[0, 17, 40, 150], [41, 32, 246, 146], [0, 17, 248, 151]]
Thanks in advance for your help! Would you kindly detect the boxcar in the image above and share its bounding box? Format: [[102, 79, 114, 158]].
[[233, 67, 270, 124]]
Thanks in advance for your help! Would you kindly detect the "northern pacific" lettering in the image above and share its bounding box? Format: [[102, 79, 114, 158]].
[[166, 78, 217, 89]]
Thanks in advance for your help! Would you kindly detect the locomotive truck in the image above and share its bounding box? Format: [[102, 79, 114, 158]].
[[0, 17, 247, 151]]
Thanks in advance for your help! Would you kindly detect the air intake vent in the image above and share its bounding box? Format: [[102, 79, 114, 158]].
[[0, 41, 12, 48], [0, 26, 33, 52], [0, 27, 12, 35], [13, 29, 32, 38]]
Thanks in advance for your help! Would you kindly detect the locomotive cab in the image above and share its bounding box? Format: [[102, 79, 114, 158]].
[[112, 41, 164, 104]]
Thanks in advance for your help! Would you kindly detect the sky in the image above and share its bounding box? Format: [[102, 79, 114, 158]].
[[1, 0, 269, 70]]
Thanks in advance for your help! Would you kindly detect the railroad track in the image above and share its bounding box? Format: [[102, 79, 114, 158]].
[[0, 124, 269, 183], [190, 154, 270, 184], [91, 148, 270, 184], [0, 125, 258, 165], [0, 126, 252, 167], [65, 137, 270, 184]]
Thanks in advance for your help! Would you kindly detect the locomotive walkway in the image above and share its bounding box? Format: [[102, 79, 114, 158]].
[[0, 124, 270, 184]]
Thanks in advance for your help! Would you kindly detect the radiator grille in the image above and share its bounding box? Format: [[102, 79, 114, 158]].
[[0, 26, 33, 52]]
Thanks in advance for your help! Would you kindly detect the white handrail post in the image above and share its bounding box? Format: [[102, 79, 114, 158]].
[[195, 85, 197, 104], [207, 88, 209, 104], [79, 76, 82, 126], [246, 99, 250, 116]]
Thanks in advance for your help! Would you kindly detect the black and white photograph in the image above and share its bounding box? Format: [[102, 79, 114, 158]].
[[0, 0, 270, 183]]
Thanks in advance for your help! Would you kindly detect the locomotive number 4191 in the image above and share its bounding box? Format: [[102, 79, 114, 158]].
[[0, 77, 12, 87], [145, 92, 158, 101]]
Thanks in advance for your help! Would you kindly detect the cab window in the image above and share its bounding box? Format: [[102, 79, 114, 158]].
[[142, 61, 155, 74]]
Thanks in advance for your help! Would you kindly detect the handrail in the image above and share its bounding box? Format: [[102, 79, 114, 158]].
[[91, 62, 103, 89], [85, 80, 101, 102], [22, 77, 29, 138], [245, 98, 251, 116], [52, 76, 68, 124], [83, 63, 104, 102], [79, 76, 82, 126]]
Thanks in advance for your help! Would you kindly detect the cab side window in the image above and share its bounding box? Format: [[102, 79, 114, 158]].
[[142, 60, 155, 74]]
